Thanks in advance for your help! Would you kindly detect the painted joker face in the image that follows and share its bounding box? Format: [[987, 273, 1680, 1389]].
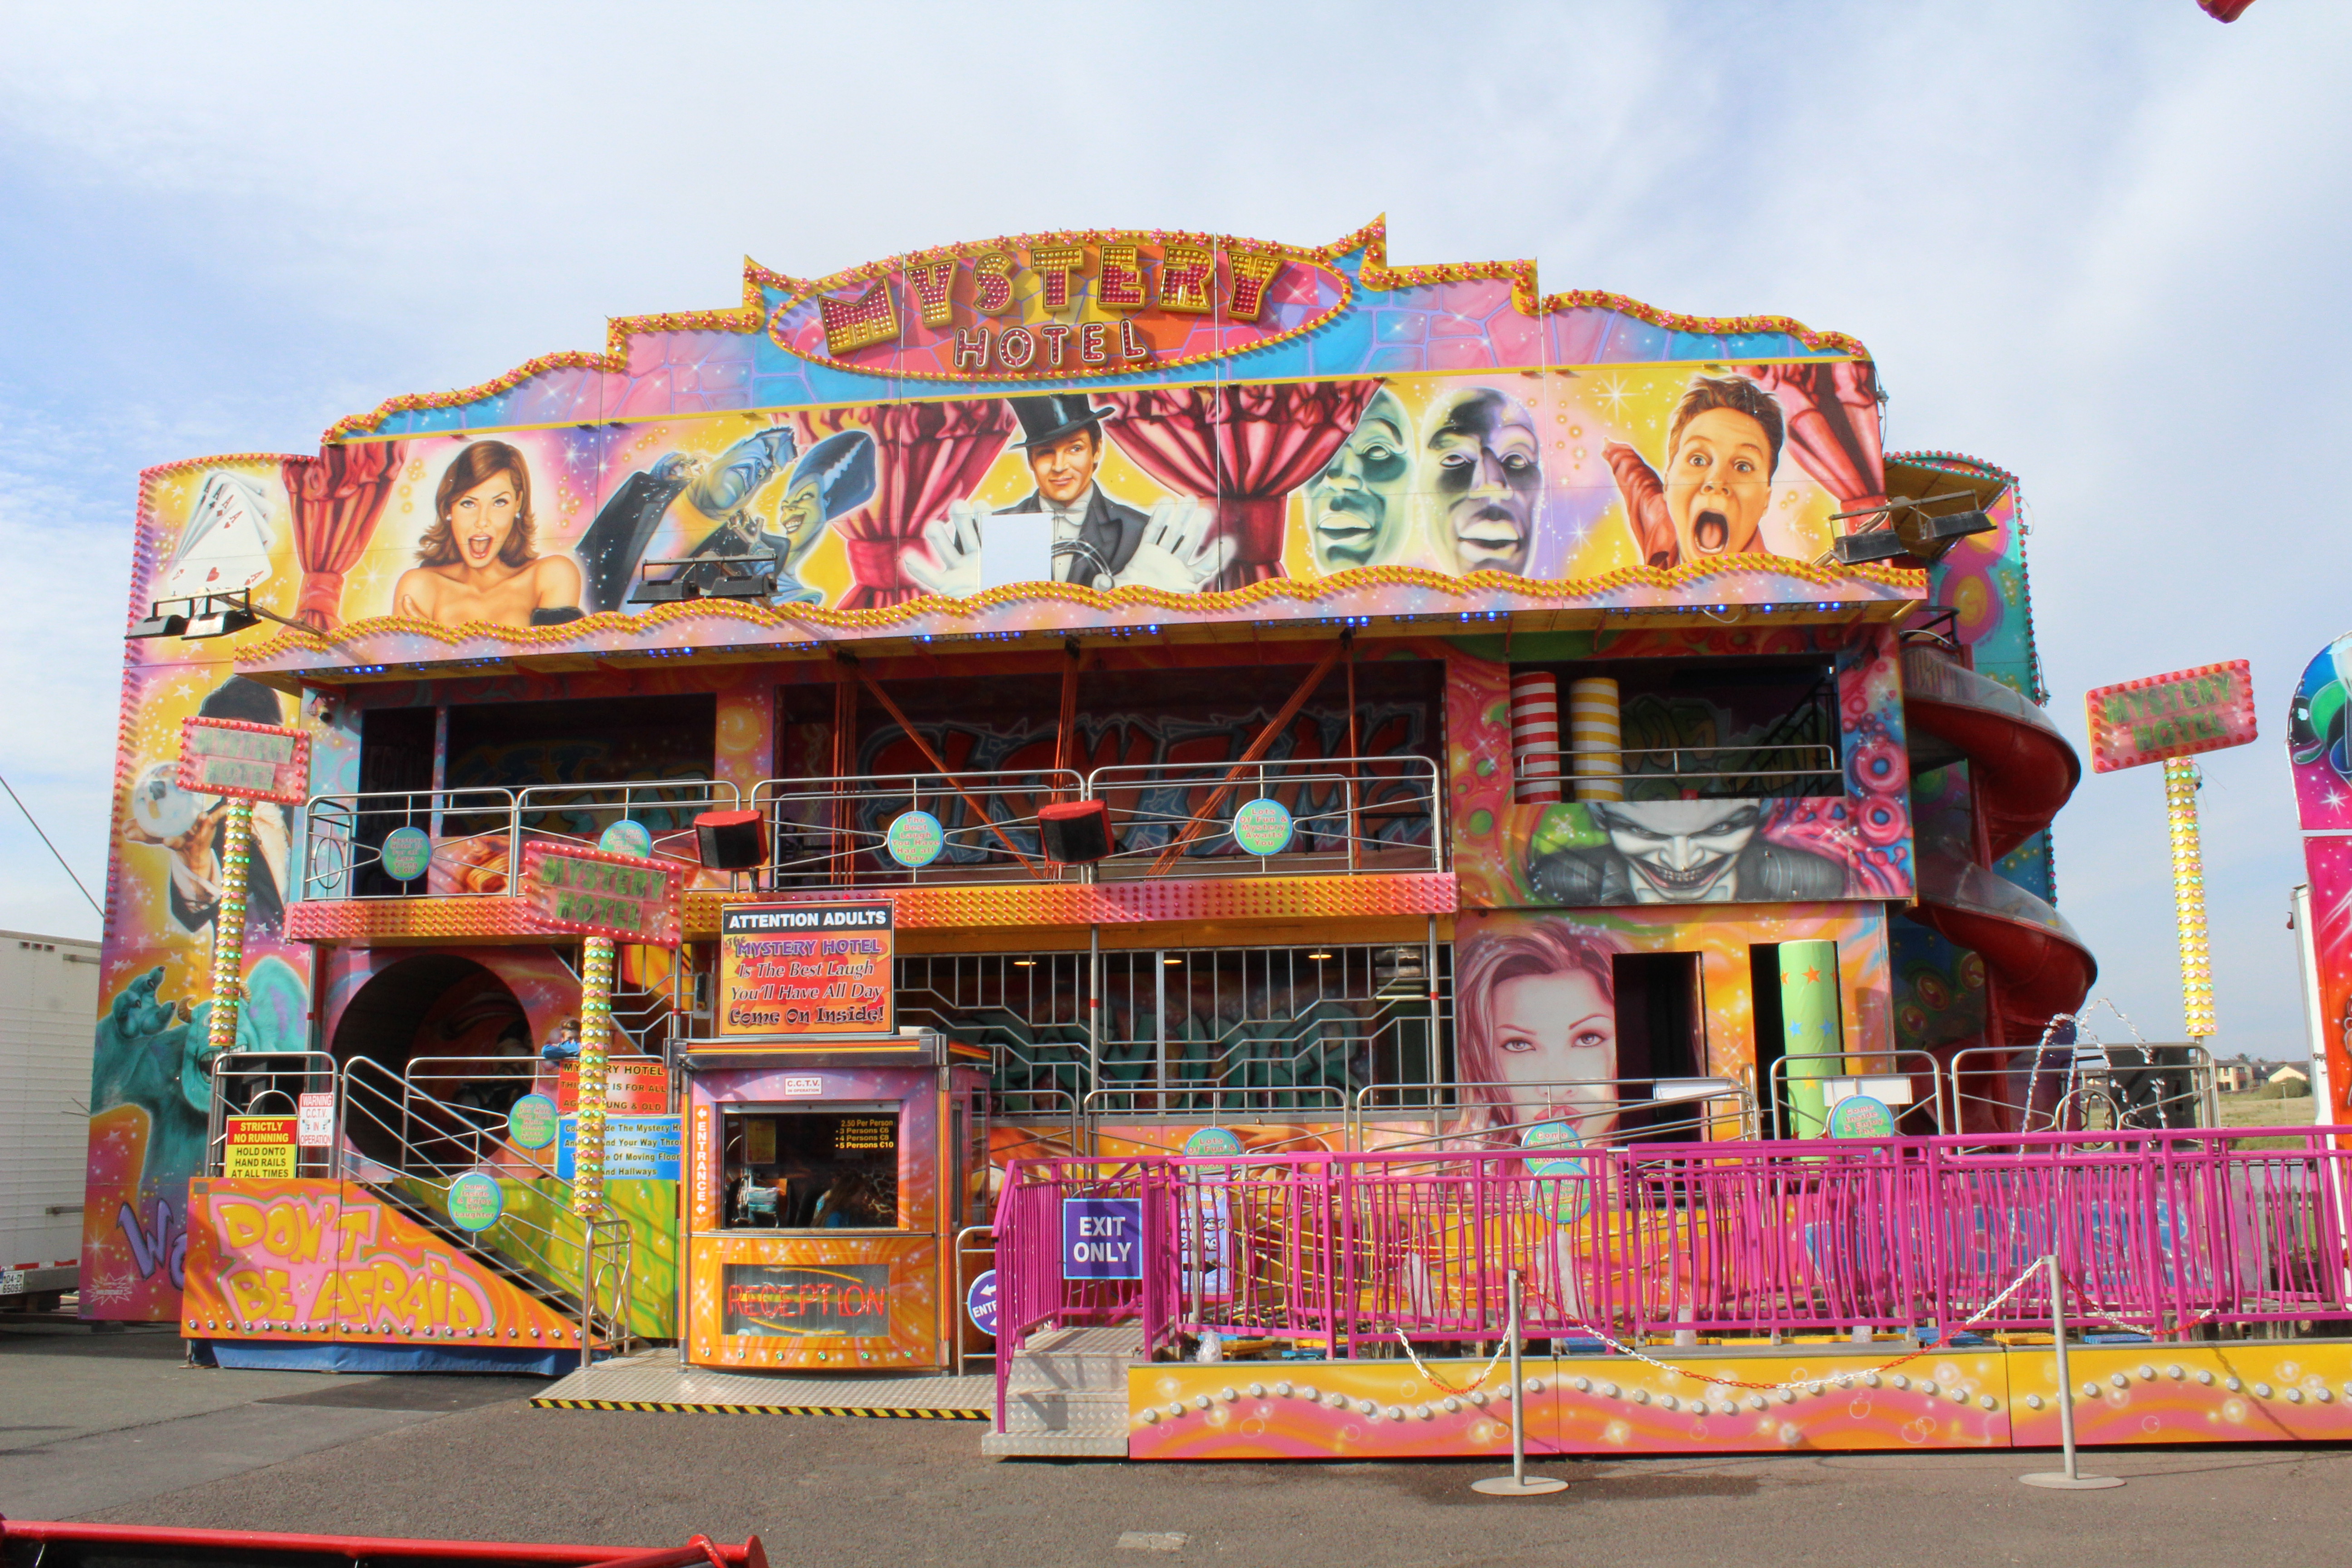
[[1425, 387, 1540, 576], [1666, 407, 1774, 559], [1593, 800, 1763, 903], [1305, 389, 1412, 572]]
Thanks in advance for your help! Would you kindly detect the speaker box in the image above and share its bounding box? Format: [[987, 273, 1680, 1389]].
[[694, 809, 767, 870], [1037, 799, 1113, 864]]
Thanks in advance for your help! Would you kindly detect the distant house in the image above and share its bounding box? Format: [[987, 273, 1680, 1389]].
[[2219, 1062, 2258, 1093], [2268, 1064, 2310, 1088]]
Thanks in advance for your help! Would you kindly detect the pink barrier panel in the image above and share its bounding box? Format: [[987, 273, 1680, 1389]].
[[995, 1128, 2352, 1413]]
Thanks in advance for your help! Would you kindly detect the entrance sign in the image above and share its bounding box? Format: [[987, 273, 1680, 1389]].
[[519, 842, 681, 944], [1061, 1196, 1143, 1281], [176, 718, 309, 804], [717, 902, 895, 1035], [222, 1116, 298, 1179], [965, 1268, 999, 1337], [295, 1093, 335, 1148], [2086, 660, 2257, 773]]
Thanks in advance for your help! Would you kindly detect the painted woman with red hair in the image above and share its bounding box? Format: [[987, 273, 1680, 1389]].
[[1454, 921, 1627, 1149]]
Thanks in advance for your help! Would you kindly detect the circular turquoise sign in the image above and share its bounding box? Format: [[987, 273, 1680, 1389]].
[[598, 818, 653, 859], [1231, 798, 1294, 856], [1531, 1157, 1592, 1224], [446, 1171, 505, 1232], [1521, 1119, 1582, 1152], [381, 826, 432, 882], [1183, 1125, 1245, 1180], [507, 1093, 559, 1151], [1828, 1094, 1898, 1139], [887, 809, 945, 868]]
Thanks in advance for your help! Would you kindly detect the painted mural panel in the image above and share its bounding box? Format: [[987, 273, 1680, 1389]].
[[1447, 629, 1912, 907]]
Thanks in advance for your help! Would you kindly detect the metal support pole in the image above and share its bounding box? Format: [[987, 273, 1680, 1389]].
[[1474, 1268, 1566, 1496], [2021, 1254, 2123, 1489]]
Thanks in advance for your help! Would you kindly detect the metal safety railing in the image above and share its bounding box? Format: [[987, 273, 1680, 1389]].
[[1768, 1050, 1949, 1139], [204, 1052, 340, 1180], [1350, 1075, 1756, 1152], [751, 770, 1086, 887], [1613, 742, 1842, 799], [1950, 1041, 2220, 1139], [295, 779, 740, 902], [1084, 755, 1442, 879], [336, 1056, 637, 1350], [991, 1127, 2352, 1406]]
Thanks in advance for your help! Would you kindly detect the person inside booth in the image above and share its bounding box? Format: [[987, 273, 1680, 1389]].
[[721, 1109, 900, 1230]]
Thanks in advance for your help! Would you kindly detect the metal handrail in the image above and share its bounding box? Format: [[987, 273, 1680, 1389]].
[[1946, 1041, 2216, 1143], [338, 1057, 638, 1349], [1767, 1050, 1948, 1138], [204, 1051, 339, 1178], [298, 787, 519, 901], [1348, 1075, 1753, 1153], [751, 769, 1086, 888], [1083, 754, 1443, 877]]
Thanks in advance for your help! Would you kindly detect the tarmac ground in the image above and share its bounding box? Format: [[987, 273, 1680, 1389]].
[[6, 1316, 2342, 1568]]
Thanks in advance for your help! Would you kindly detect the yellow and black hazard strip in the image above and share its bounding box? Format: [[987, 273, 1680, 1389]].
[[531, 1396, 985, 1418]]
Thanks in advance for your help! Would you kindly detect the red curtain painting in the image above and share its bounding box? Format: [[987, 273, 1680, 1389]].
[[803, 400, 1016, 608], [280, 442, 405, 630], [1742, 362, 1886, 518], [1106, 381, 1379, 592]]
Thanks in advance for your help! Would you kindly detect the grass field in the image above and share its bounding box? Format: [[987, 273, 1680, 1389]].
[[2218, 1092, 2315, 1127]]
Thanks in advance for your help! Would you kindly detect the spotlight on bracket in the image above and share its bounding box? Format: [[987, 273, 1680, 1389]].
[[127, 589, 296, 640]]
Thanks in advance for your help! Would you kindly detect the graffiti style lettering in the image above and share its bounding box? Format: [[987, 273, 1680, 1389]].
[[118, 1197, 187, 1290]]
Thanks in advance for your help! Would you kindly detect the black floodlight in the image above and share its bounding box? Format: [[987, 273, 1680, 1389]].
[[631, 554, 775, 605], [1893, 508, 1994, 563], [1830, 530, 1910, 566], [1829, 491, 1999, 570], [126, 590, 292, 641]]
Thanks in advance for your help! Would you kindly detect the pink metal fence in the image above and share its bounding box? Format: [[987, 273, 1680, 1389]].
[[994, 1129, 2352, 1417]]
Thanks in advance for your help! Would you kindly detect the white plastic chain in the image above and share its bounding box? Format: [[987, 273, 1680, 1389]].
[[1388, 1255, 2053, 1396], [1391, 1328, 1513, 1394]]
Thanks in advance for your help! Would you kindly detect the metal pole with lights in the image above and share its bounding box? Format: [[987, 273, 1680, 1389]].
[[2165, 758, 2216, 1039]]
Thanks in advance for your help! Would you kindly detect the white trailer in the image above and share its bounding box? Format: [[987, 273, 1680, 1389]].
[[1, 930, 101, 1309]]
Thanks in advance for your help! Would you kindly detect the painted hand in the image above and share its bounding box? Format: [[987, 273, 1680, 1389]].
[[1602, 442, 1676, 568], [1119, 497, 1221, 593], [904, 499, 988, 598]]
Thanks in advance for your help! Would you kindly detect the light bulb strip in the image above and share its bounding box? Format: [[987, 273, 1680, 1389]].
[[206, 798, 257, 1059], [2165, 759, 2216, 1038], [570, 936, 618, 1218]]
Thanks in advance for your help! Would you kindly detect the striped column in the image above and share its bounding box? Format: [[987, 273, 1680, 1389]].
[[1509, 671, 1563, 804], [1567, 677, 1625, 803]]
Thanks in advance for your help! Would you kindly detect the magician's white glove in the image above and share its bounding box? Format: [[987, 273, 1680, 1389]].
[[903, 499, 990, 598], [1117, 497, 1223, 594]]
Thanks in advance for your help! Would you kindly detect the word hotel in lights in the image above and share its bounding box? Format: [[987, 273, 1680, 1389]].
[[83, 217, 2085, 1387]]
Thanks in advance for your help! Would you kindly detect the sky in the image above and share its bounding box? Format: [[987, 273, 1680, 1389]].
[[0, 0, 2343, 1059]]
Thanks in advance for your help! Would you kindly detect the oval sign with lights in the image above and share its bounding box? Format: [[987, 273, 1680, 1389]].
[[887, 809, 945, 868], [1231, 798, 1293, 856]]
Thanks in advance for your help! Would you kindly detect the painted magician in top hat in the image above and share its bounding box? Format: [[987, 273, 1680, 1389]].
[[902, 394, 1223, 597]]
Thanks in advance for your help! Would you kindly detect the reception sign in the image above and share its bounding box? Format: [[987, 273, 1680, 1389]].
[[716, 902, 895, 1036]]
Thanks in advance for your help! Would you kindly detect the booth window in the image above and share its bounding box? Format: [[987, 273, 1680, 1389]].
[[720, 1107, 901, 1230]]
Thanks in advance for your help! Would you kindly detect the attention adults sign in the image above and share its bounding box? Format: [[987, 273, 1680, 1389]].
[[716, 902, 895, 1036], [2085, 660, 2257, 772]]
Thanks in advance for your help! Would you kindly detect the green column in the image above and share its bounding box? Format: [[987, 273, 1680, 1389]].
[[1779, 939, 1842, 1138]]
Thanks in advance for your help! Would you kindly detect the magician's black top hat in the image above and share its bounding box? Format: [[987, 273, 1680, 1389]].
[[1009, 393, 1117, 449]]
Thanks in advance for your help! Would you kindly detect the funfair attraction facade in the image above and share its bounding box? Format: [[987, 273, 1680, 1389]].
[[88, 218, 2331, 1463]]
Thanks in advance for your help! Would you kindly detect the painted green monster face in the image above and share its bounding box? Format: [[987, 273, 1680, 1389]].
[[1306, 391, 1412, 573]]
